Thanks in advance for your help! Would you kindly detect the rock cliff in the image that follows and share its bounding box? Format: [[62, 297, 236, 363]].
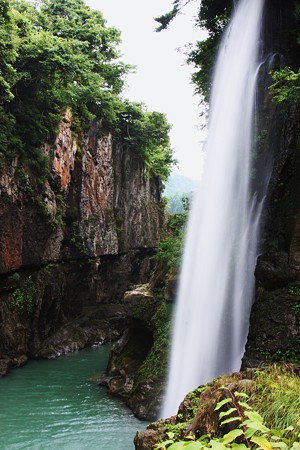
[[243, 0, 300, 367], [0, 109, 164, 376]]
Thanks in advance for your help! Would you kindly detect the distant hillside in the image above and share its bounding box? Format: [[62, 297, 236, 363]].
[[163, 172, 199, 213], [164, 171, 198, 197]]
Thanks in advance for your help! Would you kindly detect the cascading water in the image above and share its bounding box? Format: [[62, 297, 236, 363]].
[[162, 0, 266, 418]]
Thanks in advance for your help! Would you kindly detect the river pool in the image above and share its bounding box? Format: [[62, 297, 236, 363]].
[[0, 346, 147, 449]]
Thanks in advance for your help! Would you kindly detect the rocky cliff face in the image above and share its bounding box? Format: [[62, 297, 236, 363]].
[[244, 102, 300, 367], [243, 0, 300, 367], [0, 109, 164, 376]]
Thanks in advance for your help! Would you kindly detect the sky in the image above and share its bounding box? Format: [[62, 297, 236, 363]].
[[85, 0, 207, 181]]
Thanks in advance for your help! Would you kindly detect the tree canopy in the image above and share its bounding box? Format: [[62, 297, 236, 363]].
[[0, 0, 174, 181]]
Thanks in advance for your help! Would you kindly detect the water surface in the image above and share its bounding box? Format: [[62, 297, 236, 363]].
[[0, 346, 146, 449]]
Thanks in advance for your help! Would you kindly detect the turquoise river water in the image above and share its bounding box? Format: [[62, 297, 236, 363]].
[[0, 346, 147, 450]]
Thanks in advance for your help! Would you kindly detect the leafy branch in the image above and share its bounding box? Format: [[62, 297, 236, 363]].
[[154, 0, 194, 31]]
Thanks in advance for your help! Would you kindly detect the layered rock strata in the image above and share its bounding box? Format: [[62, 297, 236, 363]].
[[0, 110, 163, 376]]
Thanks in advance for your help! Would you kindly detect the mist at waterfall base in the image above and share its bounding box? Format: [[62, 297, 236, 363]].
[[162, 0, 266, 418]]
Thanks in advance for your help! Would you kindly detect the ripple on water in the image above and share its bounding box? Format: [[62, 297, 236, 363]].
[[0, 346, 147, 450]]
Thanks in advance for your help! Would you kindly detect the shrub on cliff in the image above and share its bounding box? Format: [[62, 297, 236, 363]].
[[0, 0, 174, 181], [154, 199, 190, 275]]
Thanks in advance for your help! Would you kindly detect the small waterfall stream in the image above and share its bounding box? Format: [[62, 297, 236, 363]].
[[163, 0, 266, 417]]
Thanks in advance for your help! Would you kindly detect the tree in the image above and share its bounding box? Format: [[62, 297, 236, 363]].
[[0, 0, 18, 102], [117, 101, 174, 180], [0, 0, 174, 182]]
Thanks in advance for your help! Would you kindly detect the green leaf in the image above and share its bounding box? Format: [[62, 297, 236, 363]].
[[168, 443, 186, 450], [219, 408, 238, 419], [155, 440, 174, 449], [198, 435, 210, 443], [245, 411, 264, 423], [215, 398, 232, 410], [244, 428, 257, 439], [182, 442, 206, 449], [167, 432, 176, 440], [251, 435, 272, 450], [209, 442, 228, 450], [234, 392, 249, 399], [231, 445, 248, 450], [220, 416, 242, 426], [270, 430, 285, 438], [238, 401, 252, 410], [271, 442, 287, 449], [222, 429, 244, 444], [243, 419, 269, 433], [185, 435, 196, 441]]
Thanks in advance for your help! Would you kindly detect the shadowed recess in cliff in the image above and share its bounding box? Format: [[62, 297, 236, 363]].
[[162, 0, 268, 417]]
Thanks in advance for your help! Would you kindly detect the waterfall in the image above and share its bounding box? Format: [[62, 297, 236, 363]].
[[162, 0, 265, 418]]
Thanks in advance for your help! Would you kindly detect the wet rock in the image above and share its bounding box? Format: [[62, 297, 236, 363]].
[[122, 284, 158, 325], [134, 427, 166, 450], [0, 110, 164, 374], [100, 327, 153, 400], [0, 357, 12, 377], [13, 354, 28, 368], [36, 319, 115, 359], [243, 285, 300, 367], [255, 251, 293, 290], [101, 284, 171, 420]]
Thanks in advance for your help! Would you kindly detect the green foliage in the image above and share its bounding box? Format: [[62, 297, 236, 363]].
[[154, 0, 186, 32], [11, 274, 36, 313], [251, 366, 300, 430], [293, 303, 300, 318], [270, 67, 300, 105], [155, 234, 183, 272], [136, 300, 172, 380], [9, 0, 130, 171], [269, 1, 300, 106], [0, 0, 19, 102], [188, 1, 231, 100], [69, 221, 90, 258], [196, 0, 231, 35], [288, 282, 300, 296], [259, 350, 299, 364], [0, 0, 173, 182], [188, 35, 220, 101], [0, 0, 126, 172], [115, 101, 174, 180], [183, 387, 208, 421], [8, 272, 20, 283], [154, 388, 300, 450], [41, 263, 56, 275], [154, 208, 188, 271]]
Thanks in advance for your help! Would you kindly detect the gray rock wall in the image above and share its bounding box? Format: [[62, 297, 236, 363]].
[[0, 110, 164, 374]]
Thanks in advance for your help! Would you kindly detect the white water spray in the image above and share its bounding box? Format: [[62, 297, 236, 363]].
[[163, 0, 265, 418]]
